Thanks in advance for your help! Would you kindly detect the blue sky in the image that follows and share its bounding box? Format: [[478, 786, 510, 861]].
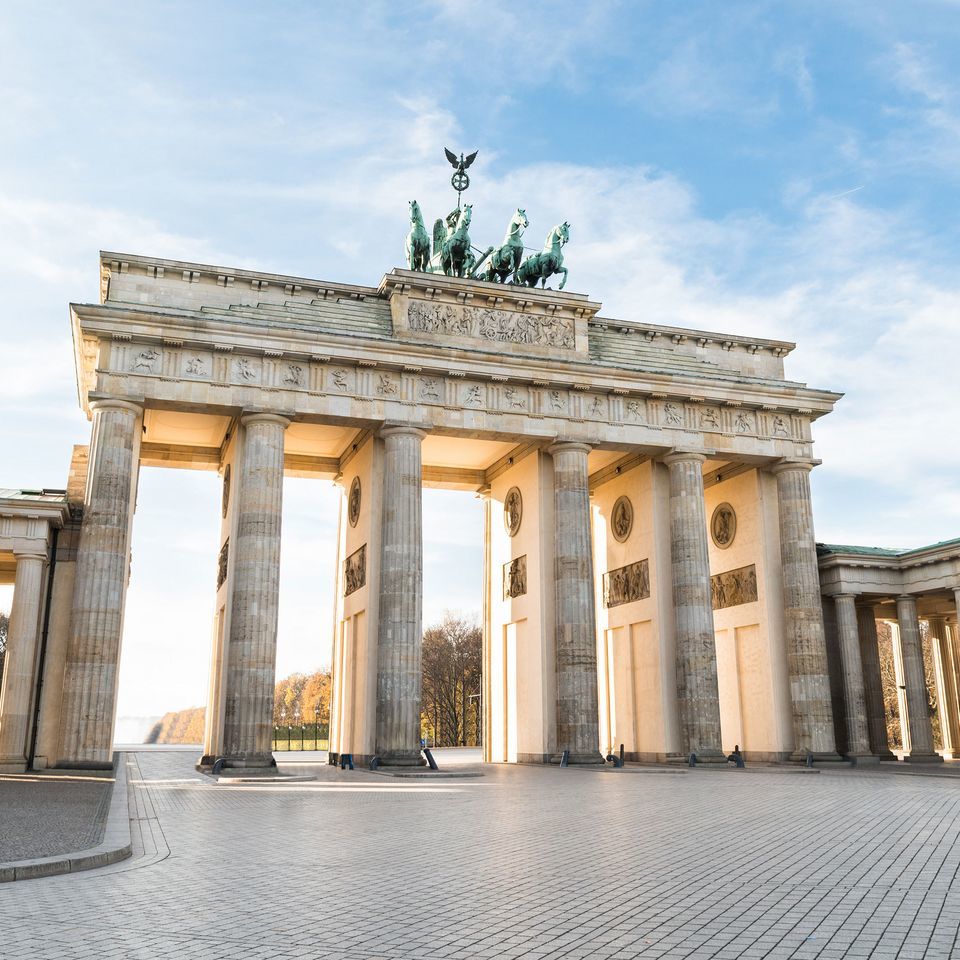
[[1, 2, 958, 721]]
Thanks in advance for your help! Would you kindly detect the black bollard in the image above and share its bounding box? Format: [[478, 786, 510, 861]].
[[422, 747, 438, 770], [211, 758, 225, 775], [688, 752, 697, 767], [560, 749, 570, 768], [369, 755, 380, 771], [619, 743, 625, 767], [806, 751, 814, 768]]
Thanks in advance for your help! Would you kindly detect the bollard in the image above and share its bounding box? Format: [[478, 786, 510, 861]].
[[688, 752, 697, 767], [422, 747, 439, 770], [212, 758, 225, 776], [806, 751, 814, 769], [619, 743, 625, 767], [370, 755, 380, 771], [560, 749, 570, 768], [605, 753, 623, 768]]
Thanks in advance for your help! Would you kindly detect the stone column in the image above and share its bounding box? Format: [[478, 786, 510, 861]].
[[928, 617, 960, 758], [771, 461, 838, 760], [856, 604, 895, 760], [0, 550, 48, 768], [549, 442, 603, 764], [375, 426, 425, 766], [57, 399, 142, 769], [896, 595, 941, 762], [663, 452, 724, 762], [833, 595, 874, 761], [220, 413, 289, 767]]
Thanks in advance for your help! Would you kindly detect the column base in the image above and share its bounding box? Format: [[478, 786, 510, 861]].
[[788, 750, 845, 764], [550, 752, 606, 765], [690, 749, 728, 765], [876, 750, 898, 761], [904, 752, 944, 764], [54, 759, 115, 772], [0, 758, 28, 774], [376, 750, 426, 768], [198, 753, 277, 771], [846, 753, 881, 766]]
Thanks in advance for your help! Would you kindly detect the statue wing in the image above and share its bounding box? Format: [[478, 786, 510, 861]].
[[433, 218, 446, 250], [463, 150, 478, 169], [444, 147, 458, 167]]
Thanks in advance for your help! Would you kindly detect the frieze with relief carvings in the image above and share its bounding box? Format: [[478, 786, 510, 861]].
[[407, 300, 575, 350], [603, 558, 650, 608], [111, 339, 803, 442], [344, 544, 366, 597], [710, 563, 758, 610], [503, 555, 527, 599]]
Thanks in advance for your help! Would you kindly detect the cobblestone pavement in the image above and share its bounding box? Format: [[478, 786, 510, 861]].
[[2, 750, 960, 959], [0, 771, 111, 860]]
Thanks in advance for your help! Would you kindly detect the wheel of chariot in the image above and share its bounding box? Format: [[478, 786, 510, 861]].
[[451, 170, 470, 192]]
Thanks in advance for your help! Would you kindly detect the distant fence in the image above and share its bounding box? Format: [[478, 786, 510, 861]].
[[272, 723, 329, 751]]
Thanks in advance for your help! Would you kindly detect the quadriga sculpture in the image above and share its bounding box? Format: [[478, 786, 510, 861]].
[[405, 200, 431, 272], [483, 208, 529, 283], [516, 222, 570, 290]]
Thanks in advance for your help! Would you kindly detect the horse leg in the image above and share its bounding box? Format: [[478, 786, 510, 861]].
[[558, 266, 568, 290]]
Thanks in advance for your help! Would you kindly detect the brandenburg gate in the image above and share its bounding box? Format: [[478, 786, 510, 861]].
[[0, 236, 855, 774]]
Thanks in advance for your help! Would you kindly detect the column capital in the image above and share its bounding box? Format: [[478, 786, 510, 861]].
[[13, 548, 47, 563], [89, 398, 143, 416], [896, 594, 918, 604], [770, 458, 821, 477], [240, 412, 291, 429], [834, 592, 860, 602], [547, 440, 592, 457], [379, 423, 428, 441], [661, 450, 705, 467]]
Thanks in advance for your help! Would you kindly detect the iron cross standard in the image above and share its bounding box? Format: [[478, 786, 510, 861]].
[[444, 147, 477, 207]]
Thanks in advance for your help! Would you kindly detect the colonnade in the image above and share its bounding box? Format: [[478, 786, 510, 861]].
[[830, 590, 960, 762], [43, 398, 843, 769]]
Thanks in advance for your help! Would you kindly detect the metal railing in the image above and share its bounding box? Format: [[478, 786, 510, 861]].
[[271, 723, 329, 751]]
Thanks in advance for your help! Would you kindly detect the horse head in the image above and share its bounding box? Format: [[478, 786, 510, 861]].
[[515, 208, 529, 230], [558, 221, 570, 245], [409, 200, 422, 225], [459, 204, 473, 229]]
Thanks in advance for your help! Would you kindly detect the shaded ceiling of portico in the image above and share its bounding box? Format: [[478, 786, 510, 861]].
[[872, 591, 959, 621], [0, 552, 16, 585]]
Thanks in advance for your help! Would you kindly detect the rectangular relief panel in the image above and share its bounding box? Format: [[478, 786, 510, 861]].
[[503, 555, 527, 599], [603, 558, 650, 608], [711, 563, 758, 610], [343, 544, 366, 597]]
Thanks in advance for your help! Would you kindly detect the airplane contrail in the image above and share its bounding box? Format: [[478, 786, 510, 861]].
[[830, 185, 865, 200]]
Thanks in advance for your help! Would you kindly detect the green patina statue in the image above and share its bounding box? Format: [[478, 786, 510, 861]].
[[483, 208, 529, 283], [403, 148, 573, 287], [405, 200, 431, 272], [434, 203, 473, 278], [516, 222, 570, 290]]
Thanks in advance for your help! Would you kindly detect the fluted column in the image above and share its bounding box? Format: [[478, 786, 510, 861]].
[[549, 442, 602, 763], [664, 452, 724, 761], [896, 595, 941, 762], [928, 617, 959, 758], [57, 399, 142, 769], [771, 461, 838, 759], [833, 595, 874, 760], [220, 413, 289, 767], [0, 550, 48, 768], [375, 426, 425, 766], [856, 603, 895, 759]]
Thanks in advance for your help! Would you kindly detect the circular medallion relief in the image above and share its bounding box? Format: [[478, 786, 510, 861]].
[[221, 464, 231, 519], [503, 487, 523, 538], [348, 476, 362, 528], [711, 502, 737, 549], [611, 495, 634, 543]]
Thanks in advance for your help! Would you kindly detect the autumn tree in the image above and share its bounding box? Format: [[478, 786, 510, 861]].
[[273, 668, 332, 730], [421, 613, 482, 747]]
